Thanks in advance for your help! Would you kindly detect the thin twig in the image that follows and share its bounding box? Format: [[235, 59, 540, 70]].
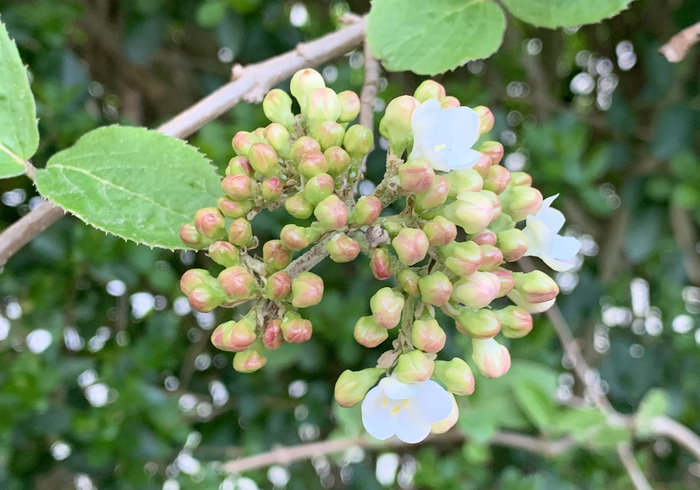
[[651, 415, 700, 462], [283, 235, 334, 278], [616, 443, 653, 490], [659, 21, 700, 63], [359, 40, 380, 132], [0, 20, 367, 268]]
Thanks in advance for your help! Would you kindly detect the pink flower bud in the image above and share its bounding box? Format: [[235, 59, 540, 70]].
[[370, 247, 394, 281], [326, 233, 360, 263], [446, 168, 483, 198], [232, 131, 258, 156], [414, 80, 446, 102], [291, 272, 324, 308], [262, 239, 292, 272], [334, 368, 385, 407], [284, 192, 314, 219], [510, 171, 532, 186], [398, 158, 435, 194], [478, 244, 504, 271], [411, 318, 446, 353], [337, 90, 361, 123], [179, 223, 210, 249], [290, 68, 325, 110], [418, 272, 453, 307], [438, 241, 484, 277], [394, 350, 434, 383], [452, 271, 500, 309], [261, 177, 284, 201], [472, 153, 493, 177], [227, 218, 253, 247], [422, 216, 457, 247], [303, 173, 335, 206], [305, 87, 341, 127], [472, 338, 511, 378], [476, 141, 504, 165], [353, 315, 389, 347], [264, 123, 291, 159], [397, 268, 420, 297], [211, 314, 257, 352], [265, 271, 292, 301], [392, 228, 429, 266], [314, 195, 348, 231], [496, 228, 528, 262], [280, 224, 320, 251], [233, 347, 267, 373], [414, 175, 450, 211], [471, 229, 497, 246], [290, 136, 322, 164], [262, 319, 284, 350], [351, 196, 382, 226], [324, 146, 352, 177], [180, 269, 217, 296], [495, 306, 533, 339], [440, 96, 460, 109], [263, 89, 295, 128], [208, 241, 240, 268], [441, 191, 494, 234], [343, 124, 374, 159], [280, 311, 313, 343], [379, 95, 420, 155], [187, 285, 226, 313], [298, 150, 329, 179], [473, 106, 495, 135], [217, 198, 253, 220], [222, 174, 255, 201], [370, 287, 405, 329], [194, 207, 226, 239], [248, 142, 279, 177], [493, 268, 515, 297], [218, 266, 259, 301], [226, 156, 253, 176], [310, 121, 345, 151], [512, 271, 559, 304], [455, 308, 500, 338], [433, 358, 475, 395], [501, 185, 543, 222], [483, 164, 511, 194]]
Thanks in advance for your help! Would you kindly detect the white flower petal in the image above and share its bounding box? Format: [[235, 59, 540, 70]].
[[412, 143, 449, 171], [412, 380, 453, 424], [393, 417, 432, 444], [541, 194, 559, 209], [361, 385, 384, 416], [436, 106, 480, 149], [410, 98, 441, 144], [541, 255, 576, 272], [443, 149, 482, 170], [523, 216, 554, 256], [362, 403, 399, 440], [536, 207, 566, 234], [379, 377, 420, 399], [550, 235, 581, 261]]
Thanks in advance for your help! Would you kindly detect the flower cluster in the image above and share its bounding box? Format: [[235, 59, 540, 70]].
[[179, 73, 581, 444]]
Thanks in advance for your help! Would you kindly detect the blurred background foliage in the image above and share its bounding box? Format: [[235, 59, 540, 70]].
[[1, 0, 700, 488]]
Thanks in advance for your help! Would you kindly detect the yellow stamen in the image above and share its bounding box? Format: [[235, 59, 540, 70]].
[[403, 399, 410, 407], [382, 396, 388, 407], [435, 144, 446, 151], [391, 405, 401, 415]]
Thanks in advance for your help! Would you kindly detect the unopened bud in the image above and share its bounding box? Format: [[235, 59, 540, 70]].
[[337, 90, 361, 123], [224, 220, 251, 248], [232, 131, 258, 156], [248, 143, 279, 177], [264, 123, 291, 159], [218, 198, 253, 219], [290, 68, 325, 111], [298, 150, 329, 178], [222, 174, 255, 201], [233, 346, 267, 373], [290, 136, 322, 164], [218, 266, 259, 300], [262, 239, 292, 272], [291, 272, 324, 308], [305, 87, 341, 127], [493, 268, 515, 297], [209, 241, 240, 267], [343, 124, 374, 159], [397, 269, 420, 297], [334, 368, 385, 407], [303, 173, 335, 205], [351, 197, 381, 227], [263, 89, 295, 128], [265, 271, 292, 301], [324, 146, 352, 177], [510, 171, 532, 186], [415, 175, 450, 211], [211, 314, 257, 352], [478, 244, 504, 271], [187, 285, 226, 313], [226, 156, 254, 176], [512, 271, 559, 304], [310, 121, 345, 151], [473, 106, 494, 135], [472, 338, 511, 378], [423, 216, 457, 247], [471, 229, 497, 246], [259, 177, 282, 202], [431, 394, 459, 434], [394, 350, 434, 383], [327, 233, 360, 263], [370, 247, 394, 280], [411, 318, 446, 353], [194, 207, 226, 239], [496, 229, 528, 262], [501, 185, 543, 222], [179, 223, 210, 249], [354, 315, 389, 347], [455, 307, 500, 338], [438, 241, 484, 277], [433, 358, 475, 396], [414, 80, 446, 102], [280, 311, 313, 343], [446, 169, 483, 198], [181, 269, 218, 296], [441, 191, 494, 234], [262, 319, 284, 350], [452, 271, 500, 309], [495, 306, 533, 339], [440, 96, 460, 109], [392, 228, 429, 266], [476, 141, 504, 165], [284, 192, 314, 219], [472, 153, 493, 177], [483, 165, 511, 194], [370, 287, 405, 329], [379, 95, 420, 155], [418, 272, 453, 307], [314, 195, 348, 231], [280, 224, 320, 251], [398, 158, 435, 194]]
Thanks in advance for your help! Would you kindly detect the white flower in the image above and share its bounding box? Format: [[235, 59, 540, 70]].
[[410, 98, 481, 172], [361, 376, 453, 443], [522, 194, 581, 272]]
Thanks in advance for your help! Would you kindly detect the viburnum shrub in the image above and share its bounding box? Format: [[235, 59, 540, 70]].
[[178, 70, 581, 443]]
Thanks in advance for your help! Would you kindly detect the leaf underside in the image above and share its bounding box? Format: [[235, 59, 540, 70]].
[[500, 0, 635, 28]]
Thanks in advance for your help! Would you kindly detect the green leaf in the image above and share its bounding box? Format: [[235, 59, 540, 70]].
[[501, 0, 634, 28], [636, 388, 669, 438], [512, 379, 556, 431], [34, 126, 221, 249], [0, 20, 39, 178], [367, 0, 506, 75]]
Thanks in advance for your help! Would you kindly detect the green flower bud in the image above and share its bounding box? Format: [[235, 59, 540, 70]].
[[414, 80, 446, 103], [265, 271, 292, 301], [290, 136, 322, 164], [187, 284, 227, 313], [392, 228, 430, 266], [511, 271, 559, 304], [280, 224, 321, 251], [433, 358, 475, 396], [411, 318, 446, 353], [304, 87, 341, 127], [493, 268, 515, 298], [441, 191, 494, 234], [495, 306, 533, 339], [194, 207, 226, 239], [179, 223, 210, 249], [415, 175, 450, 211], [226, 156, 254, 176], [500, 185, 543, 222], [423, 216, 457, 247], [228, 218, 253, 247], [510, 171, 532, 186], [262, 319, 284, 350], [354, 315, 388, 347], [326, 233, 360, 263], [472, 338, 511, 378], [303, 173, 335, 205], [370, 287, 405, 329], [261, 177, 284, 202], [314, 195, 348, 231], [264, 123, 291, 159], [370, 247, 394, 281], [211, 312, 257, 352], [394, 350, 434, 384], [440, 96, 460, 109], [180, 268, 218, 296], [291, 272, 324, 308], [478, 244, 504, 272], [452, 271, 500, 309], [379, 95, 420, 155], [455, 307, 500, 338], [263, 89, 295, 128], [382, 217, 404, 239], [232, 131, 259, 156], [208, 241, 240, 268], [397, 269, 420, 297], [324, 146, 352, 177], [398, 158, 435, 194], [476, 141, 504, 165], [218, 266, 259, 301], [334, 368, 385, 408], [446, 169, 483, 199], [438, 241, 484, 277], [483, 165, 511, 194], [473, 106, 494, 135], [472, 153, 493, 177], [263, 239, 292, 272], [222, 173, 255, 201], [290, 68, 325, 111], [337, 90, 361, 123], [280, 310, 313, 343], [298, 150, 329, 179], [351, 195, 382, 226], [310, 121, 345, 151], [248, 142, 279, 177], [343, 124, 374, 159], [218, 197, 253, 219], [496, 228, 528, 262], [471, 229, 497, 246], [418, 271, 453, 307], [284, 192, 314, 219], [233, 346, 267, 373]]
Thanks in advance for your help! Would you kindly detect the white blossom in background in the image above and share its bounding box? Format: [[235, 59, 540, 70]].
[[522, 194, 582, 271], [410, 98, 481, 172], [361, 376, 452, 443]]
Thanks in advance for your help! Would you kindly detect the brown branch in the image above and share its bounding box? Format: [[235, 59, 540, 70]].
[[659, 21, 700, 63], [651, 415, 700, 462], [616, 443, 652, 490], [359, 41, 380, 132], [283, 235, 334, 278], [670, 205, 700, 285], [0, 20, 367, 268]]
